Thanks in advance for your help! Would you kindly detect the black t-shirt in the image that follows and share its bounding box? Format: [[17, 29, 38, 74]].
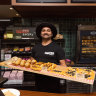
[[31, 41, 65, 65]]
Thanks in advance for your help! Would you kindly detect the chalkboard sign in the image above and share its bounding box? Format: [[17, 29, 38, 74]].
[[72, 0, 96, 3], [16, 0, 67, 3]]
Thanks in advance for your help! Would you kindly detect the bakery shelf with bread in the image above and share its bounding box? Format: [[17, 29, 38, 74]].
[[0, 57, 95, 85]]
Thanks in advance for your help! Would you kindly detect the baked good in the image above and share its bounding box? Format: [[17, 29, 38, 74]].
[[25, 62, 30, 68], [4, 90, 16, 96], [20, 60, 26, 67], [11, 56, 18, 61], [15, 58, 22, 66], [31, 59, 37, 64], [27, 59, 31, 63], [30, 65, 41, 71], [10, 57, 57, 71]]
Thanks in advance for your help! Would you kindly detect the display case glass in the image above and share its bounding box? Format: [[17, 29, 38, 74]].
[[76, 25, 96, 64]]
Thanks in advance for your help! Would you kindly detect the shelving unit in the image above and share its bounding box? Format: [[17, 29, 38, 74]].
[[76, 25, 96, 64], [1, 39, 65, 44], [1, 39, 65, 59], [12, 0, 96, 6]]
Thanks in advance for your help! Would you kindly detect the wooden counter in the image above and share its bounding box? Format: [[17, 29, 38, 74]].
[[1, 88, 96, 96], [13, 90, 96, 96]]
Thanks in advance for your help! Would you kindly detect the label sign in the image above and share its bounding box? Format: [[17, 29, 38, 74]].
[[14, 27, 37, 39], [90, 31, 96, 35], [16, 29, 29, 33]]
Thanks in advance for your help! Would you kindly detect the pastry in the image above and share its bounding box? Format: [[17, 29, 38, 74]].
[[25, 62, 30, 68], [15, 58, 22, 66], [52, 64, 57, 69], [11, 56, 18, 61], [27, 59, 31, 63], [4, 90, 16, 96], [12, 60, 16, 65], [31, 59, 37, 64], [20, 60, 26, 67], [30, 65, 41, 71]]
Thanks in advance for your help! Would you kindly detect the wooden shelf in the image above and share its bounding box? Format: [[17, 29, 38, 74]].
[[11, 0, 96, 18], [12, 51, 31, 56], [1, 39, 38, 44], [1, 39, 65, 44], [12, 0, 96, 6]]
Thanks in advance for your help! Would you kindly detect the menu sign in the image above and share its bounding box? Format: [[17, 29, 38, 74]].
[[16, 0, 67, 3], [14, 27, 37, 39], [72, 0, 96, 3]]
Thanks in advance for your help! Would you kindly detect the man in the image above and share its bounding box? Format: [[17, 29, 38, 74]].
[[31, 23, 67, 93]]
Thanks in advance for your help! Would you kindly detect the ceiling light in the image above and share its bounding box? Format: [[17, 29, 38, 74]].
[[16, 13, 19, 16], [10, 7, 13, 10]]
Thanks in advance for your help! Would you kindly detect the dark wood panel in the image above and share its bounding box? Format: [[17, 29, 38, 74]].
[[16, 0, 67, 3], [0, 0, 11, 5], [12, 0, 96, 6], [13, 6, 96, 18]]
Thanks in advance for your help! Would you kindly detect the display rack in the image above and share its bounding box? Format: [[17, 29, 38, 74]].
[[76, 25, 96, 65]]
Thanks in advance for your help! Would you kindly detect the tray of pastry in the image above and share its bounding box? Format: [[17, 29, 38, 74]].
[[0, 57, 95, 85]]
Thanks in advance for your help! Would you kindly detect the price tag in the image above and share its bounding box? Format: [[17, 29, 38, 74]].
[[4, 54, 12, 61]]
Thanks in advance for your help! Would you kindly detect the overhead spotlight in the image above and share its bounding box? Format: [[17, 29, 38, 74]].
[[16, 13, 19, 16], [10, 7, 13, 10]]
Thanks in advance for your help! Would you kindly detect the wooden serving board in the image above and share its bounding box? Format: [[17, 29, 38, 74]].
[[0, 60, 95, 85]]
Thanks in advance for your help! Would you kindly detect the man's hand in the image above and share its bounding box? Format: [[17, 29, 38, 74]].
[[59, 60, 67, 67]]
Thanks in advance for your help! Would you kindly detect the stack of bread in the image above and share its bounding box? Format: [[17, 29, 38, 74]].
[[11, 57, 57, 71]]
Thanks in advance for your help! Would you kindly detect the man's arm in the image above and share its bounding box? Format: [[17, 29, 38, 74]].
[[59, 60, 67, 67]]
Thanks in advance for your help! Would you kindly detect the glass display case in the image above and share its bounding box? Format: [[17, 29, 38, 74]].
[[76, 25, 96, 64]]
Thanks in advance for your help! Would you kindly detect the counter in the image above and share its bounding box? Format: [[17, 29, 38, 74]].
[[0, 88, 96, 96]]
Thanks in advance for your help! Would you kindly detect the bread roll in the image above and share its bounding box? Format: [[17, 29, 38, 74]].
[[12, 60, 16, 65], [31, 59, 37, 64], [25, 62, 30, 68], [11, 56, 18, 61], [15, 58, 22, 66], [20, 60, 26, 67], [27, 59, 31, 63], [12, 57, 18, 65]]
